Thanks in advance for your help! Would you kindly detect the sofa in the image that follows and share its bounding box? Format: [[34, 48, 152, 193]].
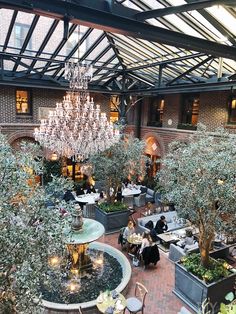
[[136, 211, 185, 234], [168, 242, 199, 262], [145, 188, 155, 203]]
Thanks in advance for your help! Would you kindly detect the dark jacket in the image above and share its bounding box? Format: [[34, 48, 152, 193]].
[[142, 245, 160, 266], [63, 190, 75, 202], [155, 219, 168, 234]]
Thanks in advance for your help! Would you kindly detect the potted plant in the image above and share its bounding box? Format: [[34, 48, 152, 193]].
[[0, 134, 73, 313], [90, 135, 148, 232], [157, 124, 236, 312]]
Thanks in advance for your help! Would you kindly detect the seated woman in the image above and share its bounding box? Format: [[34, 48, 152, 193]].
[[139, 231, 151, 255], [177, 229, 196, 252], [123, 220, 135, 242]]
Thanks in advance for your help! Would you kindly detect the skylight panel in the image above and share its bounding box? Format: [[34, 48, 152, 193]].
[[207, 6, 236, 37], [164, 14, 204, 39], [0, 9, 14, 51], [141, 0, 164, 9]]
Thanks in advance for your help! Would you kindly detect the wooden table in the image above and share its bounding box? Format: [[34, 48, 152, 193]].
[[157, 226, 199, 252], [96, 291, 126, 314]]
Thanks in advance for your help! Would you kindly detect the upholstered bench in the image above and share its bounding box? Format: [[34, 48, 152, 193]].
[[145, 188, 155, 203], [136, 211, 185, 234]]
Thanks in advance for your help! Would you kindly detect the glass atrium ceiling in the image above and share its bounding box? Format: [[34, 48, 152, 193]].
[[0, 0, 236, 94]]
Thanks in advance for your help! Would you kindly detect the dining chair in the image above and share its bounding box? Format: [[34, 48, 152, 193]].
[[123, 195, 134, 209], [83, 203, 96, 219], [134, 193, 146, 208], [125, 282, 148, 313], [78, 306, 84, 314]]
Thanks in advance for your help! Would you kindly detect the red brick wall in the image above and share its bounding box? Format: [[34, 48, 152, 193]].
[[126, 90, 236, 156], [0, 86, 110, 142]]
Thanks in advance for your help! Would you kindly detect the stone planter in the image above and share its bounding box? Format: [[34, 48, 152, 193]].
[[173, 262, 236, 313], [95, 206, 129, 233]]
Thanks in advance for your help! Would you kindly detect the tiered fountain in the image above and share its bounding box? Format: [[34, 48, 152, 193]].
[[42, 205, 131, 313]]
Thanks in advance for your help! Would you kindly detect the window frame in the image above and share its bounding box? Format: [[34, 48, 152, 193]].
[[15, 88, 33, 116], [228, 94, 236, 125], [179, 93, 199, 129], [147, 96, 164, 127]]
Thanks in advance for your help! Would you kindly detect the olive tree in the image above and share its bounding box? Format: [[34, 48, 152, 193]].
[[157, 125, 236, 268], [90, 135, 148, 203], [0, 134, 73, 313]]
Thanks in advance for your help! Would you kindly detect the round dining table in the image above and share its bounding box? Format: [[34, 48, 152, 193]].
[[122, 187, 141, 197], [96, 291, 126, 314], [75, 193, 100, 204]]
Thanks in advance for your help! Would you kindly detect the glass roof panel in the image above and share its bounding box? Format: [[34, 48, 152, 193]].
[[43, 20, 65, 54], [206, 5, 236, 37], [8, 11, 34, 53], [163, 14, 204, 39], [84, 38, 109, 62], [96, 48, 115, 64], [29, 16, 55, 52], [0, 9, 14, 52]]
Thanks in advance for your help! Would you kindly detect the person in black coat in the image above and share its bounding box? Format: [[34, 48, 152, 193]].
[[86, 185, 96, 194], [155, 215, 168, 234], [63, 190, 75, 202], [142, 244, 160, 266], [75, 185, 84, 196]]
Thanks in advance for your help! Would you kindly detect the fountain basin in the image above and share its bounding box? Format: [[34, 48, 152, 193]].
[[42, 241, 131, 313]]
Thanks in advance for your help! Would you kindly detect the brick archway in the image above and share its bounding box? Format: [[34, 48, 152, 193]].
[[142, 132, 165, 158], [8, 131, 35, 145]]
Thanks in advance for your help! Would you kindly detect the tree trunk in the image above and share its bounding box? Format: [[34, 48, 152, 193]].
[[198, 228, 214, 268]]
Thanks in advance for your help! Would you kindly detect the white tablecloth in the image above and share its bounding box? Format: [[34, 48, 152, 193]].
[[122, 187, 141, 197], [75, 193, 100, 204]]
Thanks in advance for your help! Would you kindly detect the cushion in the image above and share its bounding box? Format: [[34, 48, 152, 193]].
[[147, 188, 154, 197], [126, 297, 143, 312]]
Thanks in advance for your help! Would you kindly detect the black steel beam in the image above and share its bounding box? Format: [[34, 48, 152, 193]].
[[135, 0, 234, 20], [13, 14, 40, 72], [167, 56, 213, 85], [127, 52, 206, 72], [40, 23, 77, 75], [0, 0, 236, 60], [53, 27, 94, 79], [105, 32, 125, 70], [124, 80, 236, 95], [26, 19, 59, 74]]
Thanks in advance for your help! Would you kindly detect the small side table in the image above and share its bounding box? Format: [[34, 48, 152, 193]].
[[96, 291, 126, 314]]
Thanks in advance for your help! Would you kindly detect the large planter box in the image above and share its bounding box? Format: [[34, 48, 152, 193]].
[[95, 206, 129, 233], [173, 262, 236, 313]]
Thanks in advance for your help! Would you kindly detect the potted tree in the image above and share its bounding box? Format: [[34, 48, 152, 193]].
[[157, 125, 236, 313], [90, 135, 147, 233], [0, 134, 73, 313]]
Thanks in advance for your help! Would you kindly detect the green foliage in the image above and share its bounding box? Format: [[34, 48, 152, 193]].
[[219, 292, 236, 314], [42, 158, 62, 184], [0, 133, 73, 313], [142, 175, 156, 189], [98, 201, 128, 213], [90, 135, 148, 203], [181, 253, 230, 283], [157, 124, 236, 267]]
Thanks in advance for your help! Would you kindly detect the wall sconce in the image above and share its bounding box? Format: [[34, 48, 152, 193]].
[[51, 153, 58, 161]]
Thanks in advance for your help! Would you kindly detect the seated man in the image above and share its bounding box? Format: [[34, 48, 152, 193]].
[[63, 190, 75, 202], [177, 229, 197, 252], [155, 215, 168, 234]]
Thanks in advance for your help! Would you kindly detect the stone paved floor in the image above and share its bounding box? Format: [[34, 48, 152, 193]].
[[101, 206, 195, 314]]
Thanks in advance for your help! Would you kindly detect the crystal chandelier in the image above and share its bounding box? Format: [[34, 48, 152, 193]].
[[34, 25, 120, 161]]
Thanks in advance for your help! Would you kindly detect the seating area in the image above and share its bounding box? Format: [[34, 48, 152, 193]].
[[1, 2, 236, 314], [137, 211, 186, 235]]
